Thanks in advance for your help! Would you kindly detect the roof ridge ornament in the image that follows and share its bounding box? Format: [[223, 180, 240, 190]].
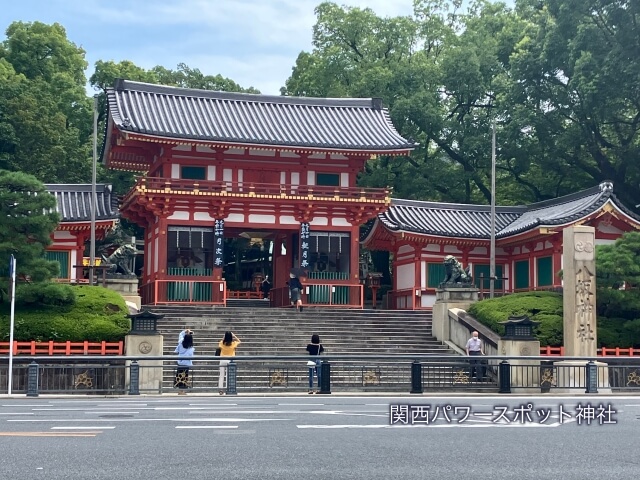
[[599, 181, 614, 192]]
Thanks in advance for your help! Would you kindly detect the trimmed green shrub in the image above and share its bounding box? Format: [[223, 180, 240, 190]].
[[468, 291, 563, 345], [468, 291, 640, 347], [0, 285, 130, 342], [16, 282, 76, 307]]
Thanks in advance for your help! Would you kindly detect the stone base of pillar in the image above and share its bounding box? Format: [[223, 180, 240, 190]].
[[498, 339, 541, 388], [432, 287, 479, 342], [553, 360, 611, 394], [125, 334, 164, 393]]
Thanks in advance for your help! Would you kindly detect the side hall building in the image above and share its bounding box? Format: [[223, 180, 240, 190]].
[[362, 181, 640, 309]]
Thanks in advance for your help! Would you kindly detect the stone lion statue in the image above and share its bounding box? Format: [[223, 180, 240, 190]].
[[102, 244, 136, 275], [441, 255, 473, 286]]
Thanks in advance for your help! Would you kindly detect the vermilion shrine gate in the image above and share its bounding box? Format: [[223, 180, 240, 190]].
[[101, 80, 416, 306]]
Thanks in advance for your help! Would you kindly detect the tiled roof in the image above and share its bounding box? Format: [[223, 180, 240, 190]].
[[45, 184, 119, 223], [373, 181, 639, 240], [105, 79, 417, 152]]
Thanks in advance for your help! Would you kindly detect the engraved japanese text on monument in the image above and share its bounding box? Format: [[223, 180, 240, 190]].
[[575, 267, 595, 343]]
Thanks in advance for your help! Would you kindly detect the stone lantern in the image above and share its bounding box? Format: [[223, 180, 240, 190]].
[[127, 309, 164, 334], [499, 315, 540, 340], [366, 272, 383, 309]]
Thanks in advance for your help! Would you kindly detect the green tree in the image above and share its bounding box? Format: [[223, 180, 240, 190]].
[[508, 0, 640, 207], [0, 170, 60, 299], [0, 21, 92, 183]]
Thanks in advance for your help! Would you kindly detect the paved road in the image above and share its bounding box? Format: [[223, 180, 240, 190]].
[[1, 395, 638, 479]]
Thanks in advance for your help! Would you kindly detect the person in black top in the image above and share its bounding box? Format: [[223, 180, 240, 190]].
[[261, 275, 272, 300], [289, 273, 304, 312], [306, 334, 324, 394]]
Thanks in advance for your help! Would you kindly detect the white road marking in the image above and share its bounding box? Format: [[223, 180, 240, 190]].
[[278, 403, 325, 406], [84, 412, 140, 414], [0, 413, 34, 415], [298, 425, 390, 429], [51, 427, 116, 430], [175, 426, 238, 429], [8, 418, 291, 423]]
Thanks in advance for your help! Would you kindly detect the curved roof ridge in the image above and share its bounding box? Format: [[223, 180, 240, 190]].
[[391, 197, 525, 213], [114, 79, 380, 109]]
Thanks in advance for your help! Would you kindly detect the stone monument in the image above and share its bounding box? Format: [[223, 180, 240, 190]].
[[556, 225, 609, 390], [432, 255, 479, 342]]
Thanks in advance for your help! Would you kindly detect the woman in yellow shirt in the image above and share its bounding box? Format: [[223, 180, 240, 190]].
[[218, 331, 241, 395]]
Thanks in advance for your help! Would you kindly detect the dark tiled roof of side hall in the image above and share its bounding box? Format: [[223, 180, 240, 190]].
[[45, 184, 119, 223], [105, 79, 417, 152], [372, 181, 639, 240]]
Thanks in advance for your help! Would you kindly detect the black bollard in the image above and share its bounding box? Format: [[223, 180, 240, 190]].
[[410, 361, 423, 394], [26, 361, 39, 397], [226, 360, 237, 395], [319, 360, 331, 394], [585, 360, 598, 394], [498, 360, 511, 394], [128, 361, 140, 395]]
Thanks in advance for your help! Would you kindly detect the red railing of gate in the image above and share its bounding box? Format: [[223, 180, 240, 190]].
[[270, 283, 363, 309], [140, 280, 227, 305], [0, 341, 124, 356], [540, 346, 640, 356]]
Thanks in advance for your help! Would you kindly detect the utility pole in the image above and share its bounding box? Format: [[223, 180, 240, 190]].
[[89, 95, 98, 285], [490, 120, 496, 298]]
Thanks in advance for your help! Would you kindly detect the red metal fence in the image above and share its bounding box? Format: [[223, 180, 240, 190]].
[[0, 341, 124, 356], [540, 346, 640, 356]]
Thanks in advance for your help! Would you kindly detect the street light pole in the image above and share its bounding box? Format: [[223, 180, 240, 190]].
[[89, 95, 98, 285], [490, 120, 496, 299]]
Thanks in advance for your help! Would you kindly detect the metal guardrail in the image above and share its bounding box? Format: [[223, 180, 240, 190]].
[[1, 355, 639, 396]]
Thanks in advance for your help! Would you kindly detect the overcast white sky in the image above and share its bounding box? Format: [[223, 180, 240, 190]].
[[1, 0, 424, 94]]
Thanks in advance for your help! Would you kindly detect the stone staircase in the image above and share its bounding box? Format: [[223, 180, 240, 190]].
[[149, 303, 491, 393]]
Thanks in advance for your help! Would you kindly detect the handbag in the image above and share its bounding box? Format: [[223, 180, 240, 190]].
[[215, 347, 221, 356], [307, 344, 321, 366]]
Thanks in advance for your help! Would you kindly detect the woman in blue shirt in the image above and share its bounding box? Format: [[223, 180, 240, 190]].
[[174, 332, 194, 395]]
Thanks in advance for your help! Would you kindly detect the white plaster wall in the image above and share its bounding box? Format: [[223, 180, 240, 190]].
[[596, 239, 616, 246], [225, 213, 245, 223], [168, 211, 190, 220], [153, 237, 159, 273], [443, 245, 461, 254], [396, 263, 415, 290], [207, 166, 216, 180], [421, 294, 436, 308], [398, 245, 414, 255], [223, 168, 233, 182], [146, 239, 152, 276], [340, 173, 349, 187], [249, 214, 276, 223], [196, 146, 215, 153], [171, 164, 180, 179], [310, 217, 329, 226], [194, 212, 214, 221], [332, 218, 350, 226], [279, 216, 298, 225], [53, 231, 74, 240], [307, 171, 315, 185]]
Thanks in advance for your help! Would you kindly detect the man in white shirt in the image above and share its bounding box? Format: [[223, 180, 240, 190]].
[[466, 331, 485, 381]]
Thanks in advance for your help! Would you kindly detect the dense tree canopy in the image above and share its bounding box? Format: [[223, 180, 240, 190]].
[[284, 0, 640, 206], [0, 170, 60, 291], [0, 1, 639, 206], [0, 22, 92, 183]]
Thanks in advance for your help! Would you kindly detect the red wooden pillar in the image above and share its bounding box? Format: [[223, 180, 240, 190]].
[[157, 215, 169, 280], [525, 242, 536, 289], [413, 243, 422, 310], [552, 235, 563, 287], [350, 225, 360, 283], [75, 231, 89, 282]]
